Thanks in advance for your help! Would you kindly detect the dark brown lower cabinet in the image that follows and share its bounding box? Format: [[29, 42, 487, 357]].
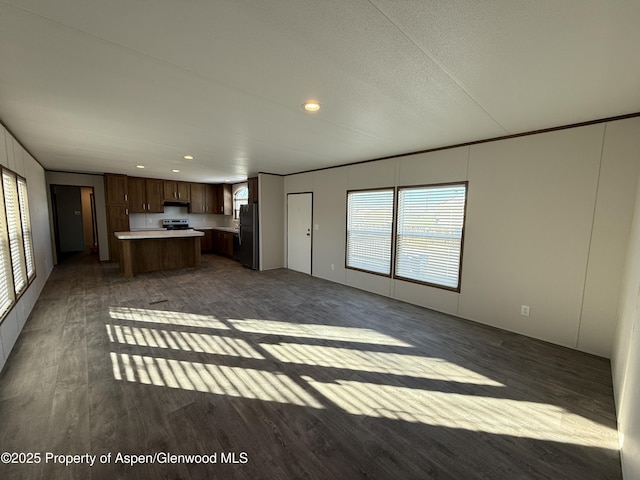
[[198, 230, 214, 252], [213, 230, 235, 256], [199, 230, 234, 256]]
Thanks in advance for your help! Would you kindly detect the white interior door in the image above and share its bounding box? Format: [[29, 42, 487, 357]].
[[287, 193, 312, 274]]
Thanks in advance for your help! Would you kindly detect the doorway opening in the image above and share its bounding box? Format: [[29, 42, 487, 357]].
[[51, 185, 99, 263]]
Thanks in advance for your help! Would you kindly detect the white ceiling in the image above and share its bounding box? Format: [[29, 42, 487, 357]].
[[1, 0, 639, 183]]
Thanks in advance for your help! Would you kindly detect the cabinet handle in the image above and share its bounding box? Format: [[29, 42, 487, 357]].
[[147, 203, 150, 210], [178, 192, 181, 199], [125, 208, 129, 215], [124, 194, 128, 201]]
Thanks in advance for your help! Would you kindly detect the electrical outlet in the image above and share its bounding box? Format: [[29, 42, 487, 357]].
[[521, 305, 530, 316]]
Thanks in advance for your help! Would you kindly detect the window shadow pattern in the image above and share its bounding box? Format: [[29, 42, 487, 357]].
[[0, 256, 622, 480]]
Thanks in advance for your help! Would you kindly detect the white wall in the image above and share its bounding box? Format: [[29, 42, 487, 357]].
[[581, 120, 640, 354], [259, 173, 285, 270], [0, 124, 54, 372], [611, 120, 640, 480], [283, 117, 640, 358], [45, 171, 109, 262], [613, 184, 640, 480], [311, 168, 347, 283], [460, 125, 604, 349]]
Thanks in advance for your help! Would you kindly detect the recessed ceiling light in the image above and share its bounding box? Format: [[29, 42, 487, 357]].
[[183, 155, 193, 160], [303, 101, 321, 112], [172, 169, 180, 173], [136, 165, 145, 169]]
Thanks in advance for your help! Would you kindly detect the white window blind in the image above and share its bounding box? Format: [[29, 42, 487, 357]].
[[346, 189, 394, 275], [395, 184, 467, 290], [2, 170, 27, 295], [0, 177, 15, 318], [17, 177, 35, 280]]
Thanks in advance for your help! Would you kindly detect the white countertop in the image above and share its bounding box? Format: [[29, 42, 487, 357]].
[[194, 226, 239, 234], [114, 230, 205, 240]]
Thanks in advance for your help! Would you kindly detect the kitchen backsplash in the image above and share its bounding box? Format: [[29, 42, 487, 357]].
[[129, 206, 238, 230]]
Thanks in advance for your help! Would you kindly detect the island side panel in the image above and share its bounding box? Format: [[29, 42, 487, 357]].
[[120, 239, 135, 277], [194, 237, 201, 269], [124, 237, 199, 275]]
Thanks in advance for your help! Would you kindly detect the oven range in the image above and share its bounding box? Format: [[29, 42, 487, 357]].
[[162, 218, 191, 230]]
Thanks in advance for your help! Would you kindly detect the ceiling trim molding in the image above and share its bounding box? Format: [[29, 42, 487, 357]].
[[288, 111, 640, 176], [45, 169, 105, 177]]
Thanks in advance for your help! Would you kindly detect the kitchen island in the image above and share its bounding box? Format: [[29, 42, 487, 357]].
[[114, 230, 204, 277]]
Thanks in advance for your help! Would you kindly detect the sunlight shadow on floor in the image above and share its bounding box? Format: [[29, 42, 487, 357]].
[[303, 376, 618, 450], [262, 342, 502, 385], [229, 318, 411, 346], [110, 352, 323, 408], [106, 324, 264, 358], [106, 307, 617, 453], [109, 307, 229, 330]]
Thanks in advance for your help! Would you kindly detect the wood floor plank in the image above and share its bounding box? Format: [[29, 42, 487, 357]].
[[0, 253, 622, 479]]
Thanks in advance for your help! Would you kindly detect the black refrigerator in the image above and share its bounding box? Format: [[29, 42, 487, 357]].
[[238, 204, 259, 269]]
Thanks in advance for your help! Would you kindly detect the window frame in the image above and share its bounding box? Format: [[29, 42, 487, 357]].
[[2, 168, 28, 297], [343, 181, 468, 292], [393, 181, 468, 292], [345, 187, 396, 277], [0, 174, 15, 320], [17, 176, 36, 282], [0, 167, 36, 324], [233, 186, 249, 220]]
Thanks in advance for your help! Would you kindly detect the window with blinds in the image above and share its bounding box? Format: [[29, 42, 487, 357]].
[[2, 170, 27, 295], [0, 177, 15, 318], [395, 183, 467, 290], [17, 177, 35, 281], [346, 189, 394, 275]]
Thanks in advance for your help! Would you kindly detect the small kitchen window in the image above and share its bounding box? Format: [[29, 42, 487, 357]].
[[234, 187, 248, 219]]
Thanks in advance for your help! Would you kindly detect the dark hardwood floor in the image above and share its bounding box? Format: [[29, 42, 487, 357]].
[[0, 255, 621, 479]]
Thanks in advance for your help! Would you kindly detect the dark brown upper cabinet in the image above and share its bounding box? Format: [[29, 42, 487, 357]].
[[129, 177, 164, 213], [163, 180, 191, 202]]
